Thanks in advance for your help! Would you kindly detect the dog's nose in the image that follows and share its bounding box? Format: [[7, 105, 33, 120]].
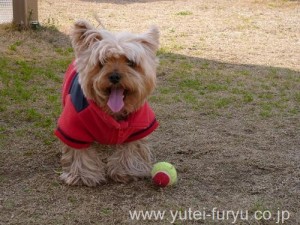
[[109, 72, 121, 84]]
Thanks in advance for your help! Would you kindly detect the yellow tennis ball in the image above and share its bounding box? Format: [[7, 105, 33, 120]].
[[151, 162, 177, 187]]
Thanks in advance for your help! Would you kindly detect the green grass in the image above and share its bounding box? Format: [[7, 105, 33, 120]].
[[100, 208, 113, 216], [0, 32, 73, 148], [250, 200, 269, 214], [183, 93, 198, 105], [155, 48, 300, 118], [8, 40, 22, 51], [176, 11, 193, 16], [179, 79, 201, 90], [55, 47, 73, 56], [215, 97, 234, 108], [242, 93, 254, 103], [294, 92, 300, 103]]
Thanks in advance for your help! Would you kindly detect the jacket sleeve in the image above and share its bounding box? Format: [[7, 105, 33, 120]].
[[55, 95, 93, 149]]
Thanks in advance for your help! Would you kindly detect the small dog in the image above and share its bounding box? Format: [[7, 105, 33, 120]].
[[54, 20, 160, 186]]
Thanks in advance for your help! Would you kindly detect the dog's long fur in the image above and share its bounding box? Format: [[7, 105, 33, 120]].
[[59, 20, 159, 186]]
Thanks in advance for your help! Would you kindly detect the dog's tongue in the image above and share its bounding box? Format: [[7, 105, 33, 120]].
[[107, 87, 125, 113]]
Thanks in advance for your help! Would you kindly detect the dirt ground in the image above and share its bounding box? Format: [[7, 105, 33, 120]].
[[0, 0, 300, 224]]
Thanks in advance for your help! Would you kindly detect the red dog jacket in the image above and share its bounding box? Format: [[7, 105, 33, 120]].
[[54, 62, 159, 149]]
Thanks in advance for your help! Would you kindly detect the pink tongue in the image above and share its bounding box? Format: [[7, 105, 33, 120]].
[[107, 88, 124, 113]]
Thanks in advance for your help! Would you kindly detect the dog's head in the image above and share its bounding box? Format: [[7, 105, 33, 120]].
[[71, 20, 159, 117]]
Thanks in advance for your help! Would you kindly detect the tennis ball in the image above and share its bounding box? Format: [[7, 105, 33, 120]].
[[151, 162, 177, 187]]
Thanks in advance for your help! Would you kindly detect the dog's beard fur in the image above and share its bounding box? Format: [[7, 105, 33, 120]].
[[59, 20, 159, 186]]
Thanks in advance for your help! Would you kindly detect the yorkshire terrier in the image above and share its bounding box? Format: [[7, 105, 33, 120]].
[[54, 20, 160, 186]]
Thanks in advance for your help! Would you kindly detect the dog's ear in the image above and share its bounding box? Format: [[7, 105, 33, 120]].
[[71, 20, 102, 54], [138, 26, 160, 53]]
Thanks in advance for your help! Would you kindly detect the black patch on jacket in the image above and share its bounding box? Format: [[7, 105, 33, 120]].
[[69, 73, 89, 112]]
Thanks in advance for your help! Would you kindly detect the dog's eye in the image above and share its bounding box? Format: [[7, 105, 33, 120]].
[[127, 59, 136, 68]]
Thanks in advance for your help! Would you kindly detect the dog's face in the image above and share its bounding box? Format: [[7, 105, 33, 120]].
[[71, 20, 159, 117]]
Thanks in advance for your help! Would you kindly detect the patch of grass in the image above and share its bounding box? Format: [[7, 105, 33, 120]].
[[0, 126, 5, 132], [47, 94, 59, 103], [35, 116, 53, 128], [243, 93, 254, 103], [0, 30, 71, 152], [43, 135, 57, 146], [67, 196, 78, 204], [250, 200, 269, 214], [16, 60, 34, 81], [55, 47, 73, 56], [169, 44, 185, 51], [100, 208, 112, 216], [159, 87, 172, 95], [155, 51, 300, 119], [206, 83, 228, 92], [26, 108, 43, 122], [23, 187, 32, 193], [260, 110, 272, 118], [176, 11, 193, 16], [157, 47, 169, 56], [258, 92, 274, 100], [0, 175, 7, 182], [51, 181, 61, 187], [169, 28, 175, 33], [3, 199, 15, 210], [237, 70, 251, 76], [51, 58, 73, 71], [8, 40, 22, 51], [183, 93, 198, 105], [215, 97, 233, 108], [200, 61, 210, 70], [294, 92, 300, 103], [14, 81, 32, 101], [0, 105, 7, 112], [288, 107, 299, 115], [260, 103, 273, 118], [43, 69, 61, 82], [23, 149, 36, 157], [236, 15, 259, 30], [179, 61, 193, 71], [179, 79, 201, 91], [43, 17, 60, 31]]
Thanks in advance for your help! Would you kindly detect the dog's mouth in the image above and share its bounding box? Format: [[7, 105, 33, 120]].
[[106, 87, 128, 113]]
